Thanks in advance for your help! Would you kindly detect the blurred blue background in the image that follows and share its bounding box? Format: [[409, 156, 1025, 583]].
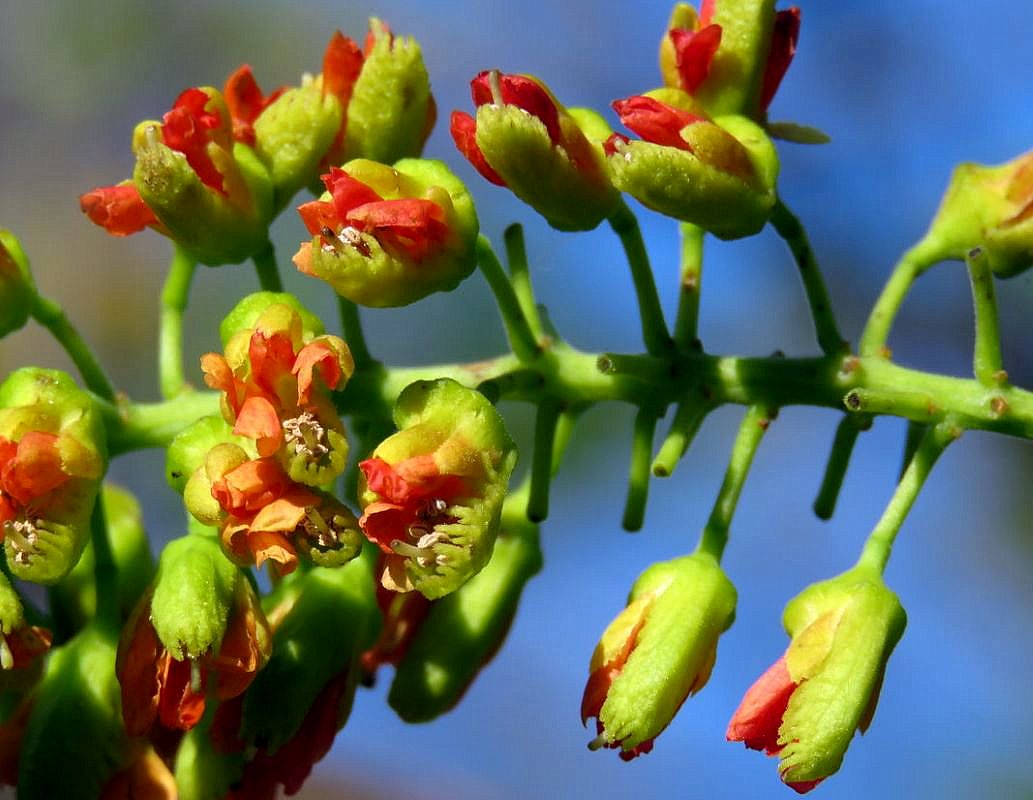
[[2, 1, 1033, 797]]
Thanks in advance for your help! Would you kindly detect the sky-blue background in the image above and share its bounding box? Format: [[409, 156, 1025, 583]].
[[2, 1, 1033, 797]]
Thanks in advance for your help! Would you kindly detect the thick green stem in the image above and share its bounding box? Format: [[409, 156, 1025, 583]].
[[503, 224, 545, 342], [813, 414, 870, 520], [622, 406, 659, 531], [652, 399, 711, 477], [965, 247, 1005, 386], [770, 199, 846, 356], [103, 391, 221, 455], [252, 241, 283, 292], [673, 223, 704, 350], [159, 246, 197, 399], [696, 404, 774, 560], [608, 201, 672, 356], [900, 420, 927, 479], [857, 420, 960, 573], [337, 296, 374, 371], [90, 492, 118, 628], [527, 399, 561, 522], [476, 235, 539, 362], [29, 294, 116, 402]]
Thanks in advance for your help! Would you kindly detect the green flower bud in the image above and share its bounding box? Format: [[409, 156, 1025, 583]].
[[727, 566, 906, 791], [923, 149, 1033, 277], [358, 379, 518, 599], [48, 484, 155, 634], [294, 158, 479, 307], [582, 552, 736, 759], [0, 229, 36, 338], [236, 557, 378, 752], [17, 624, 126, 798], [183, 442, 251, 527], [167, 414, 253, 495], [0, 368, 106, 584], [451, 71, 619, 231], [387, 495, 542, 722], [217, 291, 324, 349]]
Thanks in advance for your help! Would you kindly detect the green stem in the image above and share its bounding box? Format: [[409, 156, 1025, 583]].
[[900, 420, 927, 479], [965, 246, 1005, 386], [857, 420, 960, 573], [252, 241, 283, 292], [622, 406, 659, 531], [503, 224, 545, 342], [90, 492, 118, 628], [476, 235, 540, 362], [652, 399, 711, 477], [29, 294, 116, 402], [859, 237, 941, 357], [337, 296, 374, 371], [770, 199, 846, 356], [527, 399, 561, 522], [673, 223, 704, 350], [103, 391, 221, 455], [160, 246, 197, 399], [608, 201, 672, 356], [551, 407, 582, 474], [813, 414, 870, 520], [696, 404, 774, 560]]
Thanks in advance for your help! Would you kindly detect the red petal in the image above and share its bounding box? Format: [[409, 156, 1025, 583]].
[[234, 396, 283, 457], [671, 24, 722, 94], [612, 96, 703, 151], [699, 0, 716, 26], [80, 184, 158, 236], [726, 655, 797, 755], [162, 88, 225, 193], [603, 132, 630, 156], [450, 110, 506, 186], [345, 198, 449, 261], [297, 199, 340, 237], [759, 8, 801, 112], [786, 778, 824, 794], [157, 655, 207, 731], [359, 457, 433, 506], [0, 431, 69, 507], [323, 31, 364, 106], [224, 64, 264, 145], [471, 71, 562, 145], [322, 167, 384, 219]]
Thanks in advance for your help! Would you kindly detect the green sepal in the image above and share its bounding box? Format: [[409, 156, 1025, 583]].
[[149, 534, 240, 660], [17, 623, 126, 798], [174, 705, 245, 800], [776, 567, 906, 785], [237, 557, 377, 752], [0, 229, 36, 338], [300, 158, 478, 307], [474, 95, 618, 231], [388, 495, 542, 722], [166, 414, 254, 495], [594, 552, 736, 752], [0, 368, 106, 584], [218, 291, 324, 349], [343, 19, 434, 165], [48, 483, 154, 635], [133, 133, 274, 266], [253, 78, 343, 214]]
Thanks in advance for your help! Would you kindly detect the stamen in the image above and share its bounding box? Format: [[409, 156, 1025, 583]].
[[282, 412, 330, 459], [303, 508, 339, 550], [587, 733, 609, 751], [190, 658, 203, 695], [390, 539, 436, 561], [488, 69, 505, 106], [339, 226, 372, 257], [0, 636, 13, 671]]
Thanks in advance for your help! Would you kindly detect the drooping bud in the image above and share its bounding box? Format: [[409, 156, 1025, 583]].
[[358, 378, 517, 599], [606, 92, 778, 239], [582, 552, 736, 760], [451, 71, 619, 231], [293, 158, 479, 307], [0, 368, 106, 584], [0, 230, 36, 338], [387, 494, 542, 721], [727, 566, 906, 792]]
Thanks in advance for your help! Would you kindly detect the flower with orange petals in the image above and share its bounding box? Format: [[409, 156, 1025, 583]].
[[293, 159, 478, 307]]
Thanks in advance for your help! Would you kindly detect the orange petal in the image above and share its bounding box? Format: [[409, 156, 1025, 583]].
[[1, 432, 69, 508], [726, 654, 797, 756], [234, 396, 283, 457], [80, 184, 159, 236], [249, 495, 312, 534], [322, 31, 363, 106], [250, 530, 298, 575], [157, 654, 207, 731], [292, 339, 351, 403], [116, 594, 162, 737]]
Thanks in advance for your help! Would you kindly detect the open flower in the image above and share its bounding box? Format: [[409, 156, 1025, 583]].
[[605, 92, 778, 238], [581, 553, 736, 760], [358, 379, 516, 599], [293, 159, 478, 307], [201, 300, 353, 487], [727, 567, 906, 792], [0, 368, 105, 584], [451, 70, 618, 231]]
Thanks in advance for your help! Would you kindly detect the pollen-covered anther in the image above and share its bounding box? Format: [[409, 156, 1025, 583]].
[[301, 507, 350, 551], [587, 733, 608, 751], [190, 657, 203, 694], [390, 539, 438, 566], [0, 636, 12, 670], [3, 518, 40, 564], [282, 411, 330, 460]]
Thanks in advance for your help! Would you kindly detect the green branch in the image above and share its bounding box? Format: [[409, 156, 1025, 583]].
[[673, 223, 704, 351], [253, 241, 283, 292], [476, 235, 540, 362], [159, 246, 197, 399], [30, 294, 116, 403], [965, 246, 1005, 386]]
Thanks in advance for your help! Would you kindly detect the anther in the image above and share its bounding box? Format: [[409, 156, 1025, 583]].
[[390, 539, 436, 562], [587, 733, 609, 751], [190, 658, 203, 695]]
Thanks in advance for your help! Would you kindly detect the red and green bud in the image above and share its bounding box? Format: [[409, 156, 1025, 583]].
[[606, 92, 778, 238], [16, 624, 126, 798], [166, 414, 253, 496], [201, 299, 353, 487], [0, 230, 36, 339], [358, 378, 517, 599], [0, 368, 106, 584], [659, 3, 724, 98], [451, 71, 619, 231], [116, 534, 271, 735], [922, 148, 1033, 277], [727, 567, 906, 792], [48, 484, 155, 634], [294, 158, 479, 307], [581, 552, 736, 760], [386, 494, 542, 722]]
